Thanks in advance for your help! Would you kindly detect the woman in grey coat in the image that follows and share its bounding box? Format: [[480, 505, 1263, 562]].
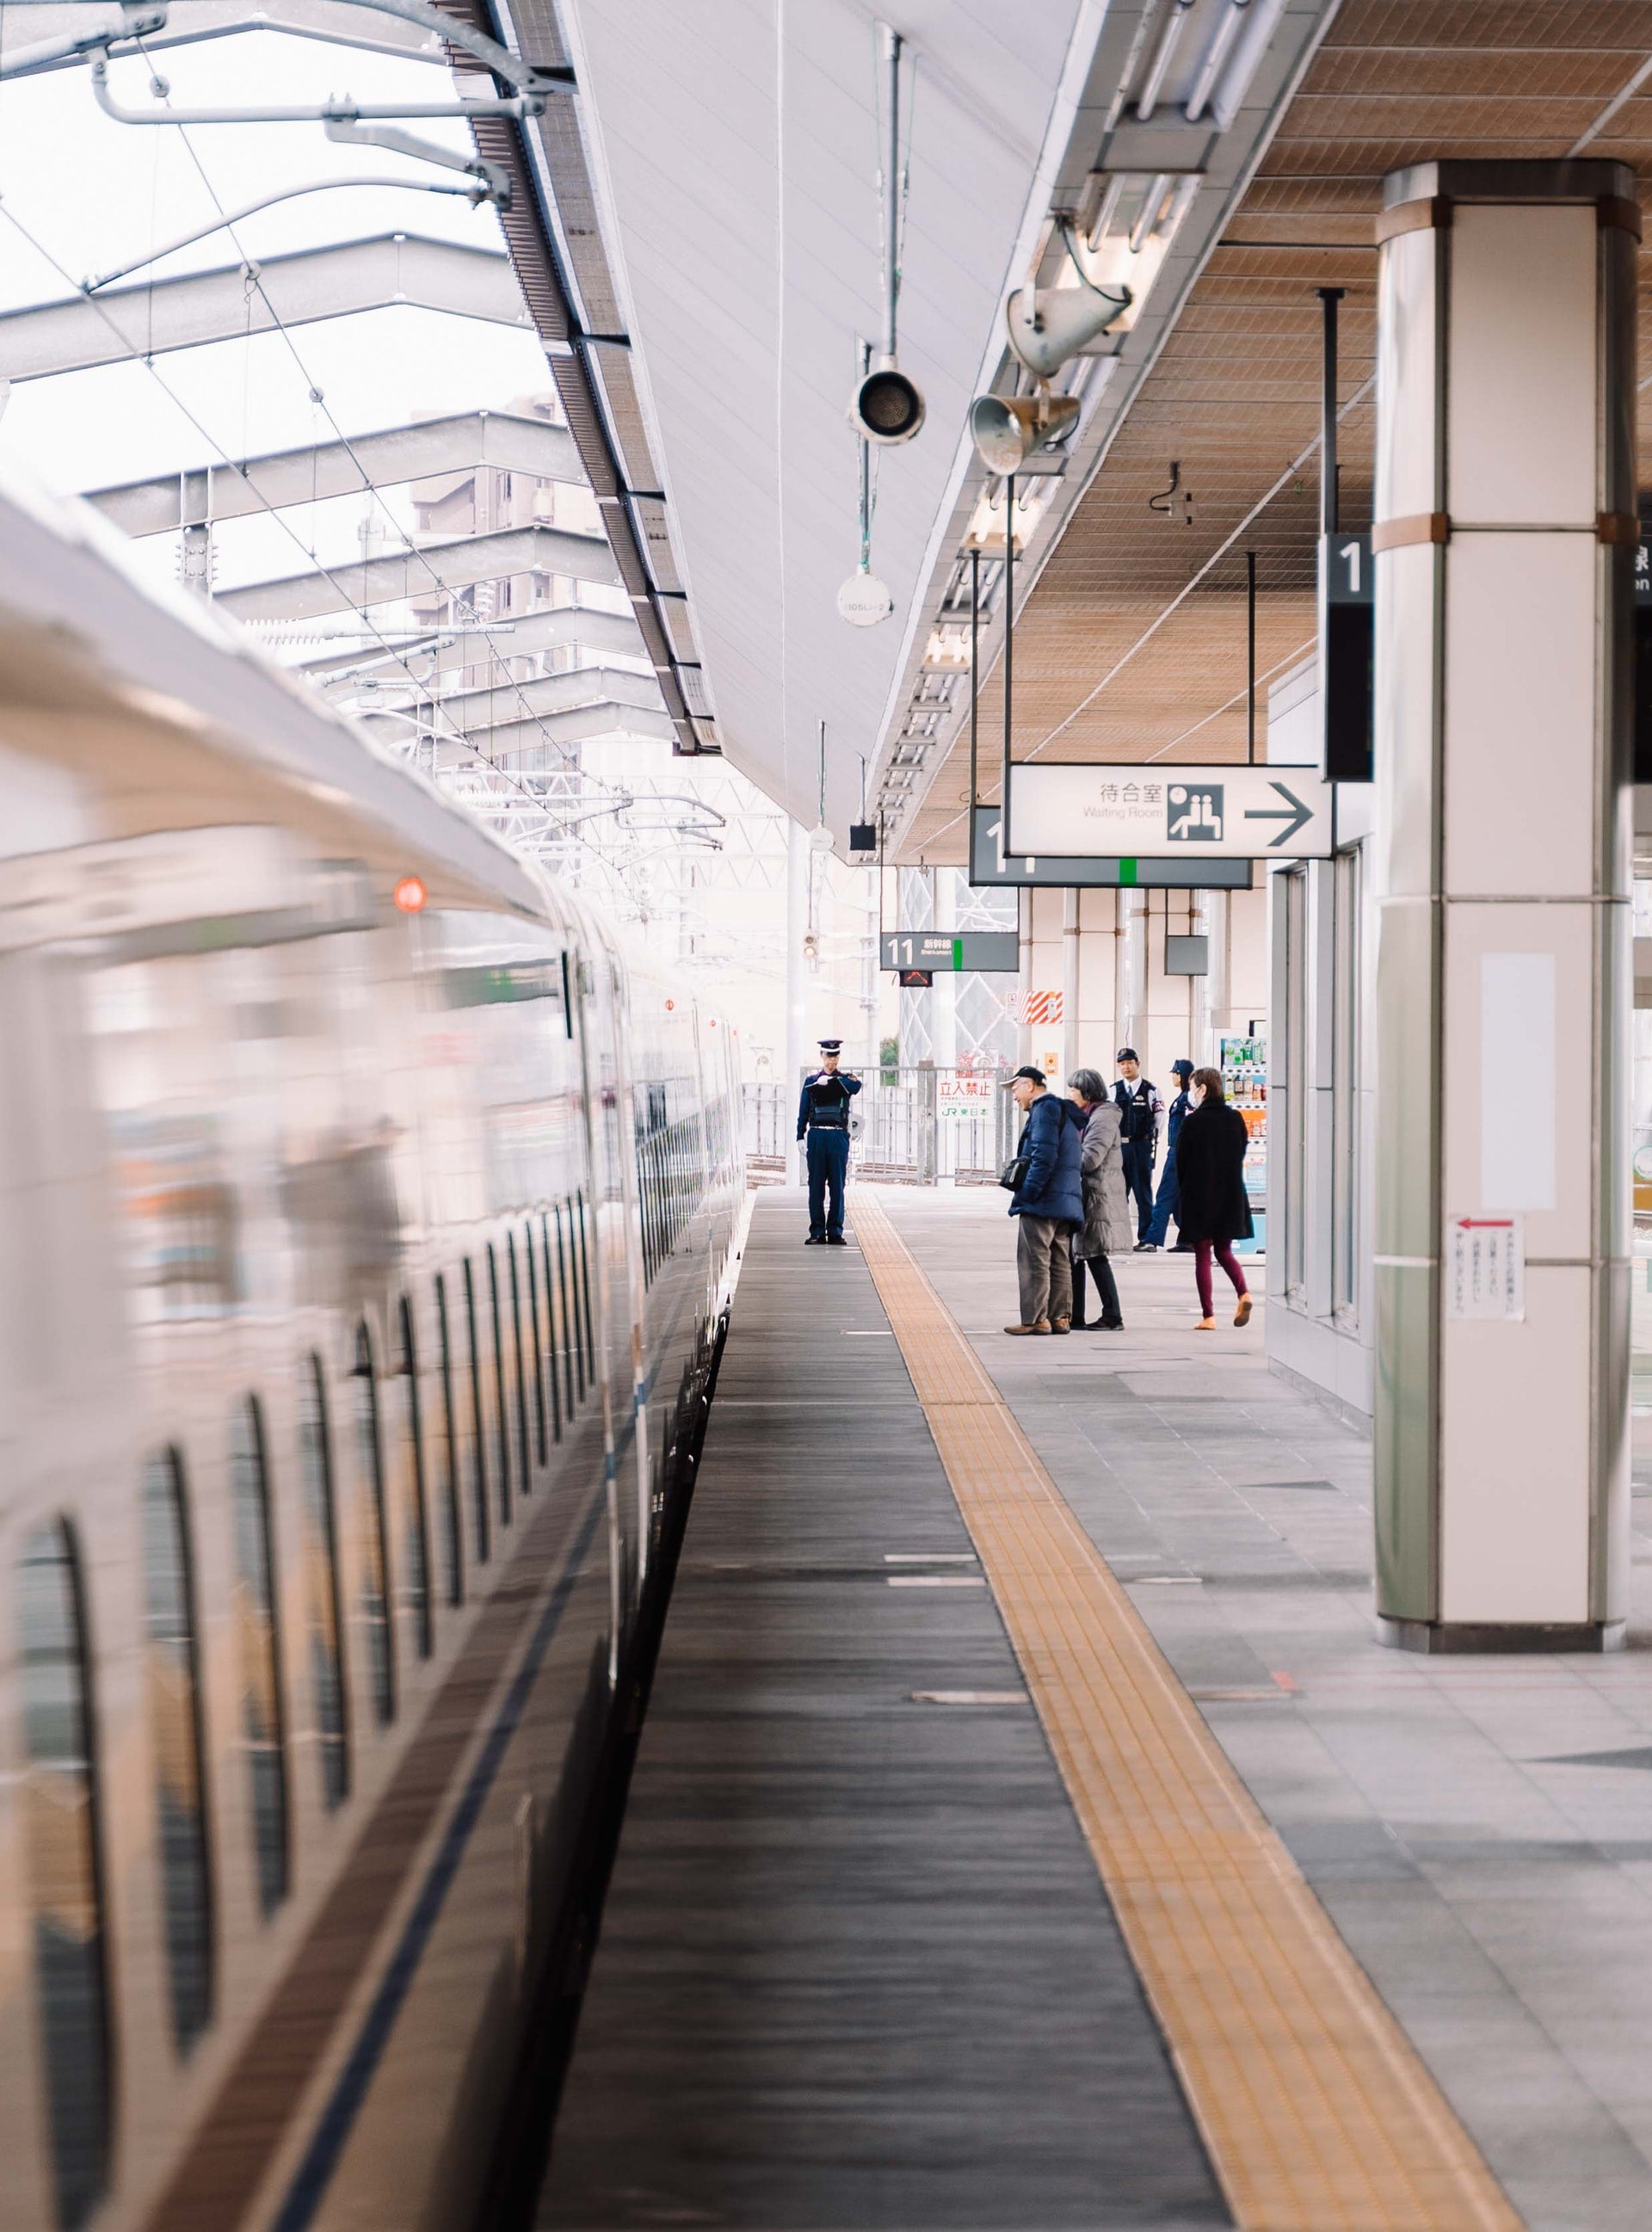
[[1064, 1068, 1131, 1331]]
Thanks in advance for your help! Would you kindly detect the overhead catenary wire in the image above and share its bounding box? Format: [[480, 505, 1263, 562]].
[[0, 4, 667, 871], [0, 196, 644, 885], [113, 39, 657, 856]]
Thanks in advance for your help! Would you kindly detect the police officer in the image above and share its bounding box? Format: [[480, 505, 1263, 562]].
[[1113, 1046, 1163, 1248], [798, 1039, 861, 1245]]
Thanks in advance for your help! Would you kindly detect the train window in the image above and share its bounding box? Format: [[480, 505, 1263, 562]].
[[434, 1276, 464, 1606], [575, 1191, 595, 1386], [553, 1202, 578, 1411], [486, 1245, 513, 1526], [18, 1519, 111, 2230], [462, 1261, 490, 1564], [523, 1224, 548, 1465], [352, 1328, 396, 1726], [231, 1398, 289, 1916], [506, 1235, 532, 1493], [297, 1361, 348, 1810], [141, 1451, 215, 2050], [397, 1300, 434, 1659], [539, 1214, 563, 1445]]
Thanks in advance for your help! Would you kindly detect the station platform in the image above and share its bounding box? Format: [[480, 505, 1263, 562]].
[[536, 1187, 1652, 2232]]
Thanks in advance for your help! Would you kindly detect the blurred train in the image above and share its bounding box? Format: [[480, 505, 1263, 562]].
[[0, 465, 744, 2232]]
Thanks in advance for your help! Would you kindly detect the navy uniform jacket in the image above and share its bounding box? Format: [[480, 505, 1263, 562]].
[[797, 1069, 861, 1140], [1165, 1086, 1192, 1152], [1114, 1076, 1163, 1156]]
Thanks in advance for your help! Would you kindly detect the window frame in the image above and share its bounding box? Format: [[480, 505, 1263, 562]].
[[17, 1514, 114, 2231], [231, 1395, 291, 1918], [141, 1448, 217, 2049], [297, 1358, 350, 1810], [351, 1326, 397, 1726]]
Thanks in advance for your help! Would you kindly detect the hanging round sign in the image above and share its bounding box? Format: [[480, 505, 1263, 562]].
[[836, 570, 893, 627]]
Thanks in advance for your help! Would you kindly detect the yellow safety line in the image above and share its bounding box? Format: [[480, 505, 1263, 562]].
[[852, 1193, 1523, 2232]]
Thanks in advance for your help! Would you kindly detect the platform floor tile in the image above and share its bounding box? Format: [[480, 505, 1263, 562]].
[[536, 1195, 1230, 2231]]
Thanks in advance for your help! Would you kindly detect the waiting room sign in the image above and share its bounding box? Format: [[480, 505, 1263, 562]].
[[1007, 763, 1335, 860]]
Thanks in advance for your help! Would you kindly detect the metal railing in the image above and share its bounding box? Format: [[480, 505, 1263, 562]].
[[742, 1066, 1016, 1185]]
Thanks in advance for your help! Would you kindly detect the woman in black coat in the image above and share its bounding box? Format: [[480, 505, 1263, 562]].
[[1172, 1067, 1254, 1330]]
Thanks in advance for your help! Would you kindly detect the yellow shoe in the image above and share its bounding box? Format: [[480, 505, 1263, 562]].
[[1196, 1316, 1217, 1331], [1234, 1294, 1253, 1328]]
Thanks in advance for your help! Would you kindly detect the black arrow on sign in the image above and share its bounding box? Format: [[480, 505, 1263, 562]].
[[1243, 780, 1315, 849]]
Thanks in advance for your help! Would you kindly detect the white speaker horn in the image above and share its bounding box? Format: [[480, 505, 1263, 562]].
[[1005, 278, 1131, 380]]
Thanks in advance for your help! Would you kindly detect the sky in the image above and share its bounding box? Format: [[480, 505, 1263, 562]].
[[0, 16, 557, 597]]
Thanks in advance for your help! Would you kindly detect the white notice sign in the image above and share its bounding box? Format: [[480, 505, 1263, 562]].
[[1446, 1214, 1525, 1321], [1007, 761, 1335, 860]]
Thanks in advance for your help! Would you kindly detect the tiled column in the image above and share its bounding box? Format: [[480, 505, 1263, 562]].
[[1372, 160, 1637, 1649]]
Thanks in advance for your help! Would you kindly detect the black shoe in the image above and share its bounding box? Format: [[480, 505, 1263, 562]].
[[1133, 1242, 1158, 1253], [804, 1234, 823, 1245], [1099, 1318, 1125, 1332], [826, 1233, 848, 1246], [1171, 1242, 1198, 1254]]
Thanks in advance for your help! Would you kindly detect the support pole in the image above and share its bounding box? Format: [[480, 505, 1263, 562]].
[[1371, 159, 1634, 1651], [969, 546, 980, 816], [1001, 475, 1015, 857], [1246, 547, 1256, 764], [786, 816, 809, 1185], [1061, 886, 1081, 1082], [1318, 286, 1343, 540], [880, 25, 903, 365]]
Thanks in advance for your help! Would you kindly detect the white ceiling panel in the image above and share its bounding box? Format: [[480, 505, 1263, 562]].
[[558, 0, 1092, 833]]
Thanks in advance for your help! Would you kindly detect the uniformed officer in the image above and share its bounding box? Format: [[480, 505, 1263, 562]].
[[1113, 1046, 1163, 1246], [797, 1039, 861, 1245]]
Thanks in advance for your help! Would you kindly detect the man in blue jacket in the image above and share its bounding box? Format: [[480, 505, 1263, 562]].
[[1002, 1064, 1083, 1335]]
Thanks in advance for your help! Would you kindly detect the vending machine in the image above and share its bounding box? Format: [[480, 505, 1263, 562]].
[[1218, 1031, 1267, 1255]]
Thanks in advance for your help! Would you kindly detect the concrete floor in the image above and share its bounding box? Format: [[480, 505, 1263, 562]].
[[877, 1181, 1652, 2232]]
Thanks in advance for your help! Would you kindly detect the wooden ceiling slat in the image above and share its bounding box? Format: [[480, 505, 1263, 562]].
[[896, 0, 1652, 864]]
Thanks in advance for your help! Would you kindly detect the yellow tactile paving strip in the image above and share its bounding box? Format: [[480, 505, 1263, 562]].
[[852, 1193, 1523, 2232]]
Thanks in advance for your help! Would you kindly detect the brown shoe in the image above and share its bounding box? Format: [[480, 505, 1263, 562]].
[[1050, 1317, 1071, 1335], [1234, 1294, 1253, 1328], [1004, 1320, 1051, 1335]]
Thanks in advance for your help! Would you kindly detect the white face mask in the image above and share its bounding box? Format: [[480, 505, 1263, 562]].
[[1191, 1081, 1206, 1105]]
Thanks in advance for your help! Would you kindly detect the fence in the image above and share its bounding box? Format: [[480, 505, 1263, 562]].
[[742, 1067, 1017, 1185]]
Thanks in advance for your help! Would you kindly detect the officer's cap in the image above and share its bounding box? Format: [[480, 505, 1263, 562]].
[[817, 1038, 843, 1053], [1170, 1058, 1194, 1078], [1116, 1045, 1139, 1062]]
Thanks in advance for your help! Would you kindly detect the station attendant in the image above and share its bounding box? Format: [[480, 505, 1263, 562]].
[[1113, 1048, 1163, 1246], [797, 1039, 861, 1245]]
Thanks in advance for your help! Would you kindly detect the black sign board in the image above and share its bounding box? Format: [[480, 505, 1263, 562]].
[[968, 809, 1254, 889], [1636, 514, 1652, 784], [1320, 531, 1373, 786]]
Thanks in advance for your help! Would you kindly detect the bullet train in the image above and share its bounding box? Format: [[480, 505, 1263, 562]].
[[0, 465, 744, 2232]]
